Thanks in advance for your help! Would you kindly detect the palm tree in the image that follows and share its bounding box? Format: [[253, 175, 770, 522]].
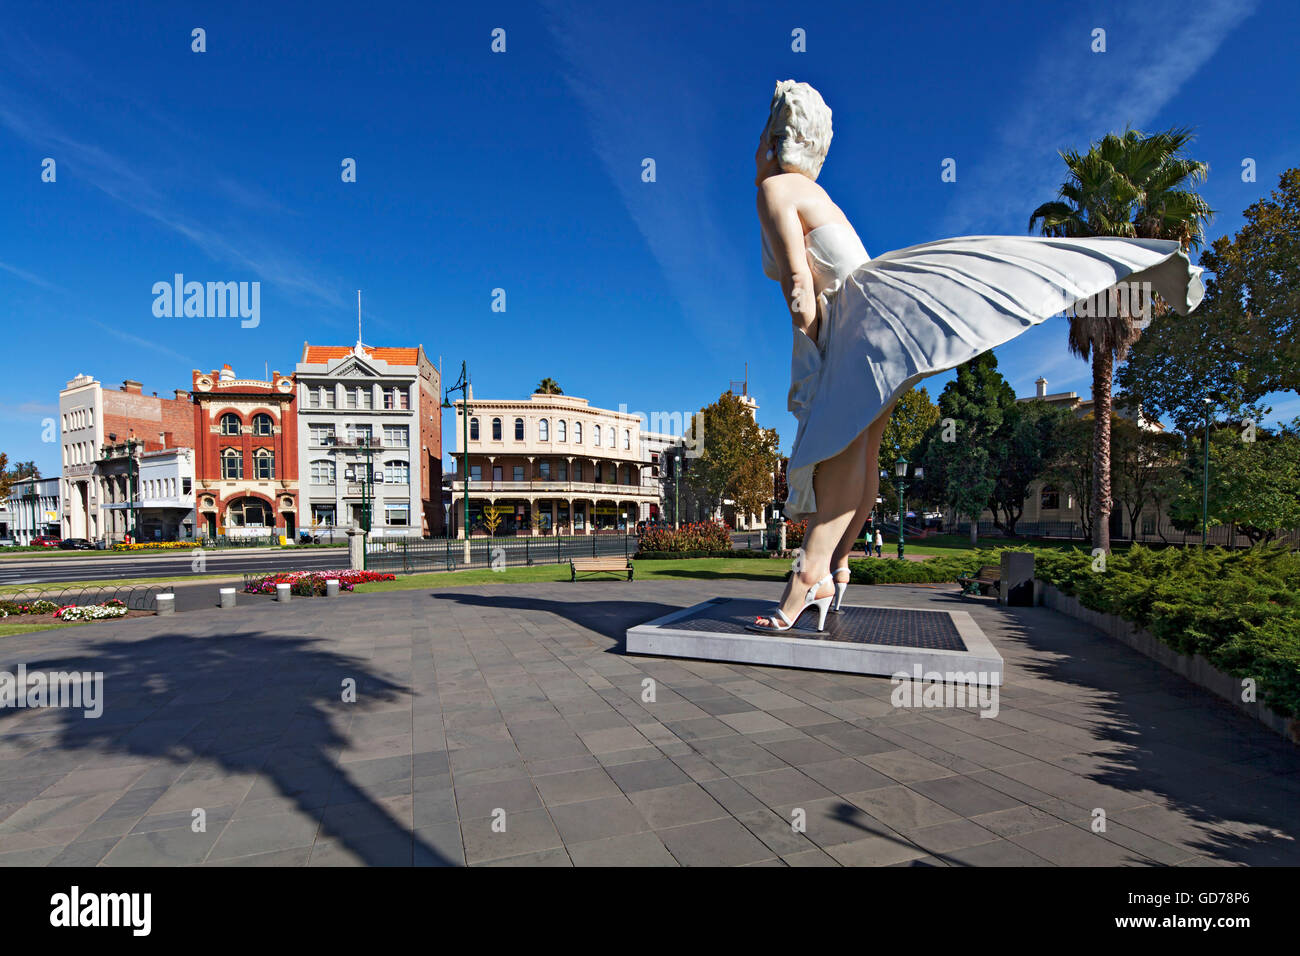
[[534, 378, 563, 395], [1030, 127, 1212, 551]]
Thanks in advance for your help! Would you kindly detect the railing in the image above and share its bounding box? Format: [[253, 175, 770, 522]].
[[0, 583, 173, 611], [952, 520, 1300, 548], [445, 479, 655, 496], [365, 534, 639, 574]]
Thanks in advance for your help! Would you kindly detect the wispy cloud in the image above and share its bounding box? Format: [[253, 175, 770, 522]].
[[88, 319, 197, 366], [941, 0, 1260, 236], [0, 260, 60, 292]]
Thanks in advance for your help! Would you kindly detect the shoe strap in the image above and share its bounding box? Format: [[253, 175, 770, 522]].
[[804, 574, 833, 602]]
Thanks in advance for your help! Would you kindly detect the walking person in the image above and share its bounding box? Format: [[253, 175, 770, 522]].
[[873, 528, 883, 558]]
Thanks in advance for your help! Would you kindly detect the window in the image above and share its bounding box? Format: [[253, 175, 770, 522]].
[[311, 460, 335, 485], [252, 413, 274, 436], [539, 461, 551, 480], [356, 387, 372, 410], [385, 503, 409, 526], [383, 425, 409, 448], [1040, 487, 1060, 510], [312, 504, 336, 527], [221, 449, 243, 479], [227, 497, 271, 527], [539, 419, 549, 441], [1141, 515, 1155, 535], [321, 388, 335, 408], [470, 464, 482, 481], [558, 420, 566, 442], [607, 426, 615, 447], [220, 413, 241, 435], [573, 422, 582, 444], [492, 418, 502, 441], [514, 418, 524, 440], [182, 477, 192, 494], [470, 417, 480, 441], [348, 424, 373, 446], [594, 462, 602, 483], [310, 424, 334, 446], [384, 388, 409, 410], [492, 465, 503, 483], [513, 465, 524, 482], [623, 429, 630, 450], [307, 389, 320, 408], [384, 461, 410, 485], [651, 453, 659, 478], [254, 449, 275, 479], [593, 426, 601, 447], [573, 462, 582, 481], [345, 389, 357, 409], [557, 462, 567, 481]]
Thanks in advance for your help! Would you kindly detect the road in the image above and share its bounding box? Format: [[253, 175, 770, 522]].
[[0, 548, 349, 587]]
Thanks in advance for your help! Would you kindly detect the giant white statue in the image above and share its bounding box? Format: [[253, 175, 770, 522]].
[[750, 80, 1203, 633]]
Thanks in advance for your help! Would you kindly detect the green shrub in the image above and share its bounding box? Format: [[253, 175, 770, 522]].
[[1035, 544, 1300, 717]]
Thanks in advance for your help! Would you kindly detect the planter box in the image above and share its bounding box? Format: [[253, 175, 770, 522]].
[[1038, 581, 1299, 744]]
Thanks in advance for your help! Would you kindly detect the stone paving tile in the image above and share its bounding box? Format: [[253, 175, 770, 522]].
[[0, 579, 1296, 867]]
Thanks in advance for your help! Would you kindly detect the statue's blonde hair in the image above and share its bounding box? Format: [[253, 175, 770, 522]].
[[761, 80, 833, 180]]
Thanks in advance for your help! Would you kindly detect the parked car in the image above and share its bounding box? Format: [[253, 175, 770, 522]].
[[58, 538, 95, 550], [0, 536, 14, 548], [31, 536, 61, 547]]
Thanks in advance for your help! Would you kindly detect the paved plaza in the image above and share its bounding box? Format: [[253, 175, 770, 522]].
[[0, 577, 1297, 866]]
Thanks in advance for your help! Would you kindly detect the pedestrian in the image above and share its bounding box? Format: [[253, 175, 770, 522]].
[[873, 528, 883, 558]]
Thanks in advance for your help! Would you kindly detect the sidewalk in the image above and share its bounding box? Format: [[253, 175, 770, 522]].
[[0, 579, 1295, 866]]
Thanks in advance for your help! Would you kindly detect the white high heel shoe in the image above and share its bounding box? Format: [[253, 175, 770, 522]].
[[829, 566, 851, 613], [747, 574, 835, 634]]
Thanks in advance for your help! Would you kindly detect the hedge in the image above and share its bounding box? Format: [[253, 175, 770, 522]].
[[1033, 544, 1300, 717], [634, 549, 776, 560]]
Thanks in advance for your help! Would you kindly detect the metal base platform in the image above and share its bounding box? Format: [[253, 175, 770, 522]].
[[625, 598, 1002, 684]]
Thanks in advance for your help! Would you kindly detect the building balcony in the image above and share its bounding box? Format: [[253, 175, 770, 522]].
[[445, 478, 659, 498]]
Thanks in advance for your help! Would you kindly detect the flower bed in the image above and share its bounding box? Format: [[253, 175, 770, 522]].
[[110, 541, 196, 552], [244, 569, 396, 596], [0, 599, 60, 617], [638, 521, 733, 553], [53, 599, 127, 622]]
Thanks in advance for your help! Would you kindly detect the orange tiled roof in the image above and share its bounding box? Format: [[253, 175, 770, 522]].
[[303, 344, 421, 366]]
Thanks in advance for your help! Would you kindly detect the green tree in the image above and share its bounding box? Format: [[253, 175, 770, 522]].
[[1120, 168, 1300, 431], [687, 392, 780, 523], [0, 453, 12, 502], [918, 353, 1016, 545], [6, 461, 39, 480], [988, 400, 1075, 536], [534, 378, 563, 395], [1111, 419, 1183, 542], [1030, 126, 1213, 552]]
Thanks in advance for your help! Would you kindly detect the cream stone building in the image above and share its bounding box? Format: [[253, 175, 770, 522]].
[[445, 391, 657, 535]]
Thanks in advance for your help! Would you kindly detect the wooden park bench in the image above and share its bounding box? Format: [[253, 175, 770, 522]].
[[957, 565, 1000, 597], [570, 557, 634, 581]]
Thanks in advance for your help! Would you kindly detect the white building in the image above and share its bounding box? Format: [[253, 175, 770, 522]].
[[2, 477, 60, 544], [295, 342, 443, 538], [134, 449, 197, 542]]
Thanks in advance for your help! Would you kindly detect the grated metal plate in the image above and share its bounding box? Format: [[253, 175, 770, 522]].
[[666, 598, 966, 651]]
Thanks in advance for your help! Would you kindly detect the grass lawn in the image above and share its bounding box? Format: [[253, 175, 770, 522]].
[[0, 573, 243, 595], [0, 618, 84, 637], [357, 557, 793, 593]]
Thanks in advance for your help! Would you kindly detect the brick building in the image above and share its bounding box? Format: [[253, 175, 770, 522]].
[[191, 364, 300, 540], [59, 375, 196, 543]]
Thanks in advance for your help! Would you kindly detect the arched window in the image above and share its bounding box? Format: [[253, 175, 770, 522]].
[[310, 460, 335, 485], [469, 417, 480, 441], [384, 460, 410, 484], [573, 421, 582, 444], [1040, 486, 1061, 510], [254, 448, 275, 479], [220, 413, 241, 436], [539, 419, 549, 441], [593, 425, 601, 446], [491, 417, 502, 441], [607, 426, 615, 447], [558, 420, 567, 442], [221, 448, 243, 479], [514, 417, 524, 441], [252, 413, 274, 436], [623, 429, 630, 450], [226, 496, 271, 527]]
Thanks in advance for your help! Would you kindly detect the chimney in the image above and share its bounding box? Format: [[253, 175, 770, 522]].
[[219, 364, 235, 382], [1035, 377, 1047, 399], [174, 389, 189, 402], [122, 379, 143, 394]]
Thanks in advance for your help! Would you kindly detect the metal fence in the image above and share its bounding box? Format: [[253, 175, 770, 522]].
[[365, 534, 640, 574], [952, 519, 1300, 548], [0, 583, 173, 611]]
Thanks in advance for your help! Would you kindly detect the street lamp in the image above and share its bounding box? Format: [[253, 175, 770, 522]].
[[1201, 397, 1212, 547], [442, 361, 472, 561], [673, 455, 682, 530], [892, 448, 922, 559]]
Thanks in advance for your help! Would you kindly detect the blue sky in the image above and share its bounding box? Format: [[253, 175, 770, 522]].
[[1, 0, 1296, 478]]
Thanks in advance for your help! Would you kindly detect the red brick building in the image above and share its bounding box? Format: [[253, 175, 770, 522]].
[[191, 364, 300, 539]]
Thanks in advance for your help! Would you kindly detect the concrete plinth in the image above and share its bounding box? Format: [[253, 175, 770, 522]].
[[276, 582, 291, 603], [156, 593, 175, 616], [325, 578, 340, 598], [219, 587, 236, 609], [626, 597, 1001, 684]]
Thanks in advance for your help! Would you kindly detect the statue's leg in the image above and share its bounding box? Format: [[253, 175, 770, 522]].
[[829, 411, 891, 573]]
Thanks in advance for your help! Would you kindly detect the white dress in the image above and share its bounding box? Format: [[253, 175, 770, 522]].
[[761, 223, 1204, 518]]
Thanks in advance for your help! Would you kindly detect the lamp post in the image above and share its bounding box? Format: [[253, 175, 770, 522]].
[[1201, 397, 1212, 547], [673, 455, 681, 529], [892, 448, 923, 559], [442, 361, 472, 562], [344, 438, 378, 534]]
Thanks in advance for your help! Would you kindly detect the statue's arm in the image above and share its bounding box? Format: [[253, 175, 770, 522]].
[[757, 180, 817, 335]]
